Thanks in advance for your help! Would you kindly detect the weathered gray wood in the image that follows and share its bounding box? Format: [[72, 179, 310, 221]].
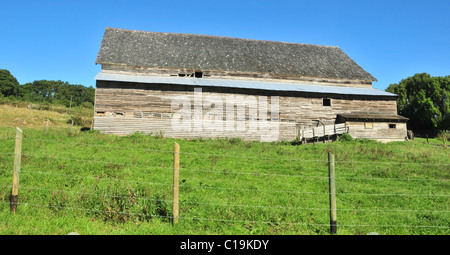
[[93, 80, 403, 142], [94, 82, 398, 124], [328, 152, 337, 234], [173, 142, 180, 224], [346, 121, 407, 142], [101, 63, 374, 88], [301, 123, 347, 139]]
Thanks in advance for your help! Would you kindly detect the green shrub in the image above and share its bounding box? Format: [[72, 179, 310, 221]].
[[339, 133, 353, 142], [290, 137, 301, 145], [438, 130, 450, 142], [68, 114, 92, 127], [227, 137, 242, 145]]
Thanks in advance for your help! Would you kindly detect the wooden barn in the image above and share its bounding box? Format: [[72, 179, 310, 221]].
[[93, 27, 408, 142]]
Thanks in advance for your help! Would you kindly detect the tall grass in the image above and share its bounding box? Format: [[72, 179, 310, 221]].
[[0, 127, 449, 235], [0, 99, 93, 128]]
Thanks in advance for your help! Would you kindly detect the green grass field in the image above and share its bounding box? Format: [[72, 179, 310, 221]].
[[0, 126, 448, 235]]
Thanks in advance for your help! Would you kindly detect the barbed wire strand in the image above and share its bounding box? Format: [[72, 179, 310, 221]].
[[0, 152, 174, 170], [0, 137, 17, 140], [0, 201, 448, 229], [1, 152, 449, 183], [19, 137, 330, 162], [21, 138, 450, 165], [335, 160, 450, 166], [2, 160, 450, 185], [5, 137, 449, 165], [1, 185, 449, 214], [2, 146, 449, 167], [1, 179, 449, 198]]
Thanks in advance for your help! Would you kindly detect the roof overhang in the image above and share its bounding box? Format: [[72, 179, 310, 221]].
[[337, 113, 409, 122], [95, 72, 397, 97]]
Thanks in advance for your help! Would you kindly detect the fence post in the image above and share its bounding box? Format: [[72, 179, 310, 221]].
[[328, 152, 337, 234], [173, 142, 180, 224], [11, 128, 23, 214]]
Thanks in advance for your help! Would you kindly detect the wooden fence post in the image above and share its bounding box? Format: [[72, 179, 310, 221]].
[[11, 128, 23, 214], [173, 142, 180, 224], [328, 152, 337, 234]]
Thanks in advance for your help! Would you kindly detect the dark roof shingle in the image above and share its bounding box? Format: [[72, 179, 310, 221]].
[[96, 27, 377, 82]]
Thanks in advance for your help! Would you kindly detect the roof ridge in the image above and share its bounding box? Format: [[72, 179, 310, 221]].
[[105, 27, 340, 49]]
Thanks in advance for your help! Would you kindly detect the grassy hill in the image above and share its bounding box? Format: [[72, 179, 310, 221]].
[[0, 99, 93, 128], [0, 101, 449, 235]]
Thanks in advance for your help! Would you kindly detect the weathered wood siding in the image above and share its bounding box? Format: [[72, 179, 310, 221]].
[[101, 63, 374, 88], [346, 121, 407, 142], [94, 80, 400, 141]]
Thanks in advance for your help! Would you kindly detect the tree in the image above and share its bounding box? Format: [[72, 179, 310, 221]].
[[20, 80, 95, 107], [386, 73, 450, 136], [20, 80, 63, 102], [0, 69, 94, 108], [0, 69, 20, 97]]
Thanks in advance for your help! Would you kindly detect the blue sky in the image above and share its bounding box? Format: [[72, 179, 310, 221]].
[[0, 0, 449, 90]]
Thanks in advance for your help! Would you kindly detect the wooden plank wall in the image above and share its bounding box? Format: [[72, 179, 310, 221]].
[[347, 122, 407, 142], [93, 81, 400, 141], [101, 64, 374, 88], [94, 118, 297, 141]]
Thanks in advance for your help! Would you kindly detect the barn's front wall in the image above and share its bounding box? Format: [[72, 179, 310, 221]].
[[93, 80, 401, 142], [346, 121, 407, 142]]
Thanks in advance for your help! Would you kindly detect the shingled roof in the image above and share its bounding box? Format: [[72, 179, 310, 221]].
[[96, 27, 377, 82]]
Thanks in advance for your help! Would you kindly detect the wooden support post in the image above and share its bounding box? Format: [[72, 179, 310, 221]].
[[323, 125, 326, 143], [328, 152, 337, 234], [11, 128, 23, 214], [173, 142, 180, 224]]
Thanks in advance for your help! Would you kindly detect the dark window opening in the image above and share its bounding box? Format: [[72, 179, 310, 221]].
[[178, 74, 186, 77], [389, 124, 396, 129], [323, 98, 331, 106], [195, 71, 203, 78]]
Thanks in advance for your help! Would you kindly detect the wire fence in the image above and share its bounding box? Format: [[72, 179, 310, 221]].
[[0, 133, 449, 234]]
